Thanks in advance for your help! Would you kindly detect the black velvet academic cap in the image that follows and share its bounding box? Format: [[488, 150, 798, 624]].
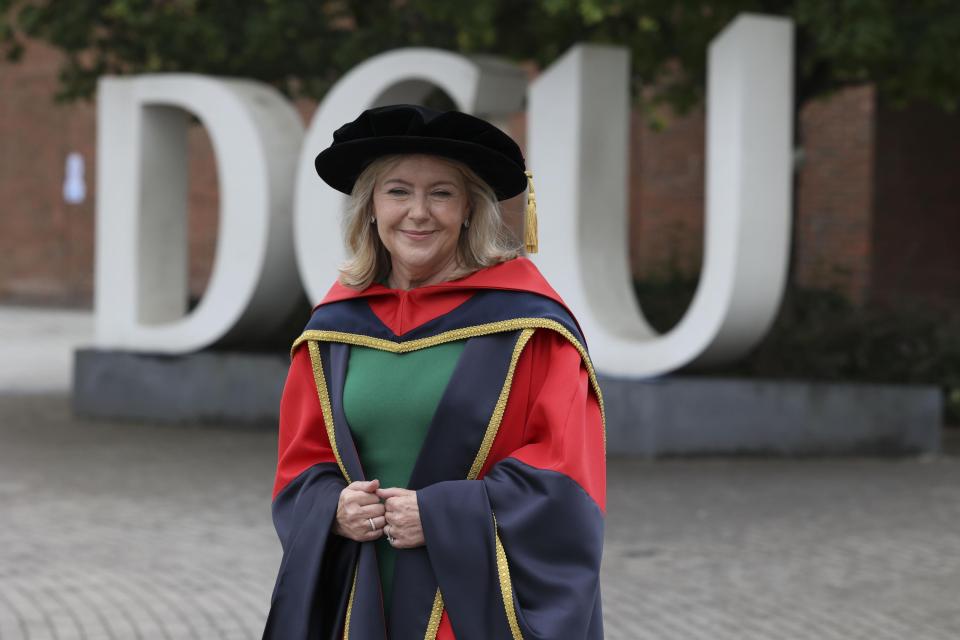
[[314, 104, 528, 201]]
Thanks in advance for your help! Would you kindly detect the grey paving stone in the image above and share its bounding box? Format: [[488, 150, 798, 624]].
[[1, 394, 959, 639]]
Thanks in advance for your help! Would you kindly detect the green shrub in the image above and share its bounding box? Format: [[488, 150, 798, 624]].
[[633, 279, 960, 425]]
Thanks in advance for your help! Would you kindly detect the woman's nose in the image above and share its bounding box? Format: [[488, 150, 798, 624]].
[[406, 195, 430, 220]]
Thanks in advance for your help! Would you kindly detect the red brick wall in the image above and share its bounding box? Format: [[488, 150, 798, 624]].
[[185, 126, 219, 305], [628, 86, 886, 307], [0, 42, 240, 309], [0, 40, 96, 306], [794, 84, 877, 304], [872, 102, 960, 310], [630, 108, 705, 281], [2, 45, 957, 315]]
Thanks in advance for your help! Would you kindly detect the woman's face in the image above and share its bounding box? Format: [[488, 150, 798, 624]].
[[372, 154, 469, 284]]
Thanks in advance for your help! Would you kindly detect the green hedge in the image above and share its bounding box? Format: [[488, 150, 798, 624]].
[[633, 279, 960, 425]]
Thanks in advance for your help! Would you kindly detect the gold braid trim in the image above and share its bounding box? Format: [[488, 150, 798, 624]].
[[493, 513, 524, 639], [422, 589, 444, 640], [307, 341, 351, 483], [342, 563, 358, 640], [467, 328, 535, 480], [292, 317, 606, 450]]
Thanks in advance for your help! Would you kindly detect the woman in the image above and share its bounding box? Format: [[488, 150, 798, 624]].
[[263, 104, 606, 640]]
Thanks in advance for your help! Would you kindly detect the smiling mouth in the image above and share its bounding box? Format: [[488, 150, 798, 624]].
[[400, 230, 436, 238]]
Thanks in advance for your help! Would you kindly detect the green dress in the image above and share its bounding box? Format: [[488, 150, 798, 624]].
[[342, 338, 466, 616]]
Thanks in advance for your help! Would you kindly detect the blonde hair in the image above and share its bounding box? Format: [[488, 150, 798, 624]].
[[338, 154, 522, 289]]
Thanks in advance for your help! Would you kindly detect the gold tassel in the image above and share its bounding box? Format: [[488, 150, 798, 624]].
[[524, 170, 538, 254]]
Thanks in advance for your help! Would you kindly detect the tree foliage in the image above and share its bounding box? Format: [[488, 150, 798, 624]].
[[1, 0, 959, 113]]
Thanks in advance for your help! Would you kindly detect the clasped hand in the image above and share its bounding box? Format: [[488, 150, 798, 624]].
[[333, 479, 424, 549]]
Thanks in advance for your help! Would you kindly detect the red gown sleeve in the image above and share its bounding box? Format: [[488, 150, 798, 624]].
[[272, 344, 339, 499], [485, 328, 606, 510]]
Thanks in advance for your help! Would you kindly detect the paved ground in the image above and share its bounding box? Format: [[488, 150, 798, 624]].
[[0, 306, 92, 394], [1, 394, 959, 640]]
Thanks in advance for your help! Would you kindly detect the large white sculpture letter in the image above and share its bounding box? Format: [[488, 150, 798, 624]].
[[95, 75, 304, 352], [293, 49, 527, 303], [529, 14, 794, 377]]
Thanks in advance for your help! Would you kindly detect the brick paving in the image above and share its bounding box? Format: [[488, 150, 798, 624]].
[[1, 394, 959, 639]]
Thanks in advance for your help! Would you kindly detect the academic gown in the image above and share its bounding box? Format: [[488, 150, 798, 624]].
[[262, 257, 606, 640]]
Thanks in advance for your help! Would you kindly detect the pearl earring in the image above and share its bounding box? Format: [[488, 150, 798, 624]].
[[370, 216, 376, 225], [463, 218, 470, 228]]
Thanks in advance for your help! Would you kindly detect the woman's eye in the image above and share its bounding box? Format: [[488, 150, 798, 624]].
[[432, 190, 452, 197], [388, 188, 408, 196]]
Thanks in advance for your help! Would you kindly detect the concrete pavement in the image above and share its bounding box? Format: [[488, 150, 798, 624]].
[[1, 394, 959, 639]]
